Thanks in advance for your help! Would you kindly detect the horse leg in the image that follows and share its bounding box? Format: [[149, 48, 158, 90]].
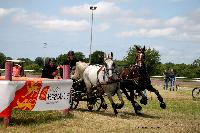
[[85, 81, 94, 110], [120, 81, 134, 103], [129, 91, 142, 114], [96, 88, 107, 110], [121, 86, 142, 114], [115, 89, 124, 109], [137, 90, 148, 105], [87, 91, 94, 110], [101, 96, 108, 110], [106, 93, 118, 115], [147, 85, 166, 109]]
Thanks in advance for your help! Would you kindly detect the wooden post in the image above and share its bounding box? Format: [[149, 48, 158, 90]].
[[63, 65, 70, 116], [63, 65, 70, 79], [5, 61, 12, 81], [3, 61, 12, 127]]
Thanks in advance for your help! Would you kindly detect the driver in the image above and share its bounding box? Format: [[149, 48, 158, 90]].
[[64, 51, 79, 70]]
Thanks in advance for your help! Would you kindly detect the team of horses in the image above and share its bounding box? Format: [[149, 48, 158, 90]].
[[72, 46, 166, 115]]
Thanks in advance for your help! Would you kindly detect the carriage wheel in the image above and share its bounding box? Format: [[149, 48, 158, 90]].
[[70, 89, 79, 110], [87, 95, 103, 111], [70, 99, 79, 110], [192, 87, 200, 99], [93, 95, 104, 111]]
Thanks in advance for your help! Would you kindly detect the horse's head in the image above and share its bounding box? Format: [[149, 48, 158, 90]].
[[104, 52, 117, 81], [135, 46, 145, 67]]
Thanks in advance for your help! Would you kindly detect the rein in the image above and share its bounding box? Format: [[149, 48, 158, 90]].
[[97, 65, 104, 75]]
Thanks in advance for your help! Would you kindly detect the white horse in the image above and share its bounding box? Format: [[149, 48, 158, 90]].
[[73, 52, 124, 115], [72, 61, 89, 80]]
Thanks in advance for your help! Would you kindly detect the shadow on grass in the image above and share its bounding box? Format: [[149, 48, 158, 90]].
[[8, 110, 75, 126], [192, 98, 200, 101], [72, 108, 160, 119], [122, 111, 160, 119], [72, 108, 118, 117]]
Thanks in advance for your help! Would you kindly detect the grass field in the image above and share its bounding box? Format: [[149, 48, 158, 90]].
[[0, 84, 200, 133]]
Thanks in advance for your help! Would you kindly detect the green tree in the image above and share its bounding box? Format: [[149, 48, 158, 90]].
[[17, 58, 33, 65], [191, 58, 200, 78], [56, 54, 67, 65], [91, 50, 104, 64], [123, 45, 161, 75], [6, 57, 12, 60], [75, 52, 85, 61], [0, 52, 6, 68], [35, 57, 43, 67], [145, 47, 161, 75], [115, 60, 128, 71], [192, 58, 200, 67]]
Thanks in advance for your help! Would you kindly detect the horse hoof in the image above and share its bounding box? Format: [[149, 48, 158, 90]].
[[114, 110, 118, 115], [160, 102, 166, 109], [135, 110, 142, 115], [102, 104, 108, 110], [135, 103, 142, 111], [88, 105, 93, 110], [140, 97, 148, 105]]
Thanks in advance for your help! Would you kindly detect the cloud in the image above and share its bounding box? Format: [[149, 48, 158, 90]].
[[191, 8, 200, 18], [172, 0, 187, 2], [124, 18, 161, 27], [13, 12, 90, 32], [0, 8, 24, 19], [165, 16, 187, 26], [103, 0, 130, 3], [118, 28, 177, 38], [60, 4, 90, 17], [118, 7, 200, 43], [95, 23, 110, 32], [60, 1, 134, 19], [36, 19, 89, 32]]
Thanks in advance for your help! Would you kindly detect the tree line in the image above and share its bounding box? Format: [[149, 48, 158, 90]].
[[0, 45, 200, 78]]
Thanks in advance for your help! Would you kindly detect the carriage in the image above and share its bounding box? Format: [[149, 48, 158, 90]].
[[70, 79, 105, 111]]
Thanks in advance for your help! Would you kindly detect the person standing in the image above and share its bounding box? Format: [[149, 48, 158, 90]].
[[12, 64, 21, 77], [41, 59, 58, 79], [58, 51, 79, 78], [168, 69, 176, 91], [163, 69, 169, 90]]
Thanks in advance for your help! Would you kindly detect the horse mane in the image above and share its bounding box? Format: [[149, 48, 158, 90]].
[[72, 61, 89, 79]]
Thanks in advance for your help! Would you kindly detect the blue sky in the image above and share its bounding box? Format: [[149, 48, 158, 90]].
[[0, 0, 200, 64]]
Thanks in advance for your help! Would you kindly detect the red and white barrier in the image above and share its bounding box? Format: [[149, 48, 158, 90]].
[[0, 63, 72, 127]]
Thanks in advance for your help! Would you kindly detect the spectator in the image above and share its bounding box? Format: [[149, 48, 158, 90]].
[[12, 64, 21, 77], [58, 51, 79, 78], [163, 69, 169, 90], [168, 69, 176, 91], [41, 59, 58, 79]]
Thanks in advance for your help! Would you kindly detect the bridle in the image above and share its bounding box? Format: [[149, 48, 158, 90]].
[[135, 49, 145, 67], [97, 56, 117, 84], [104, 58, 116, 77]]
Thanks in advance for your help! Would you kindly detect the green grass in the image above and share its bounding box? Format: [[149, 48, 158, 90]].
[[0, 86, 200, 133]]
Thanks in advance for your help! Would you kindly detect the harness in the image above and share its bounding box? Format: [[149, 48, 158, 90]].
[[97, 65, 118, 86]]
